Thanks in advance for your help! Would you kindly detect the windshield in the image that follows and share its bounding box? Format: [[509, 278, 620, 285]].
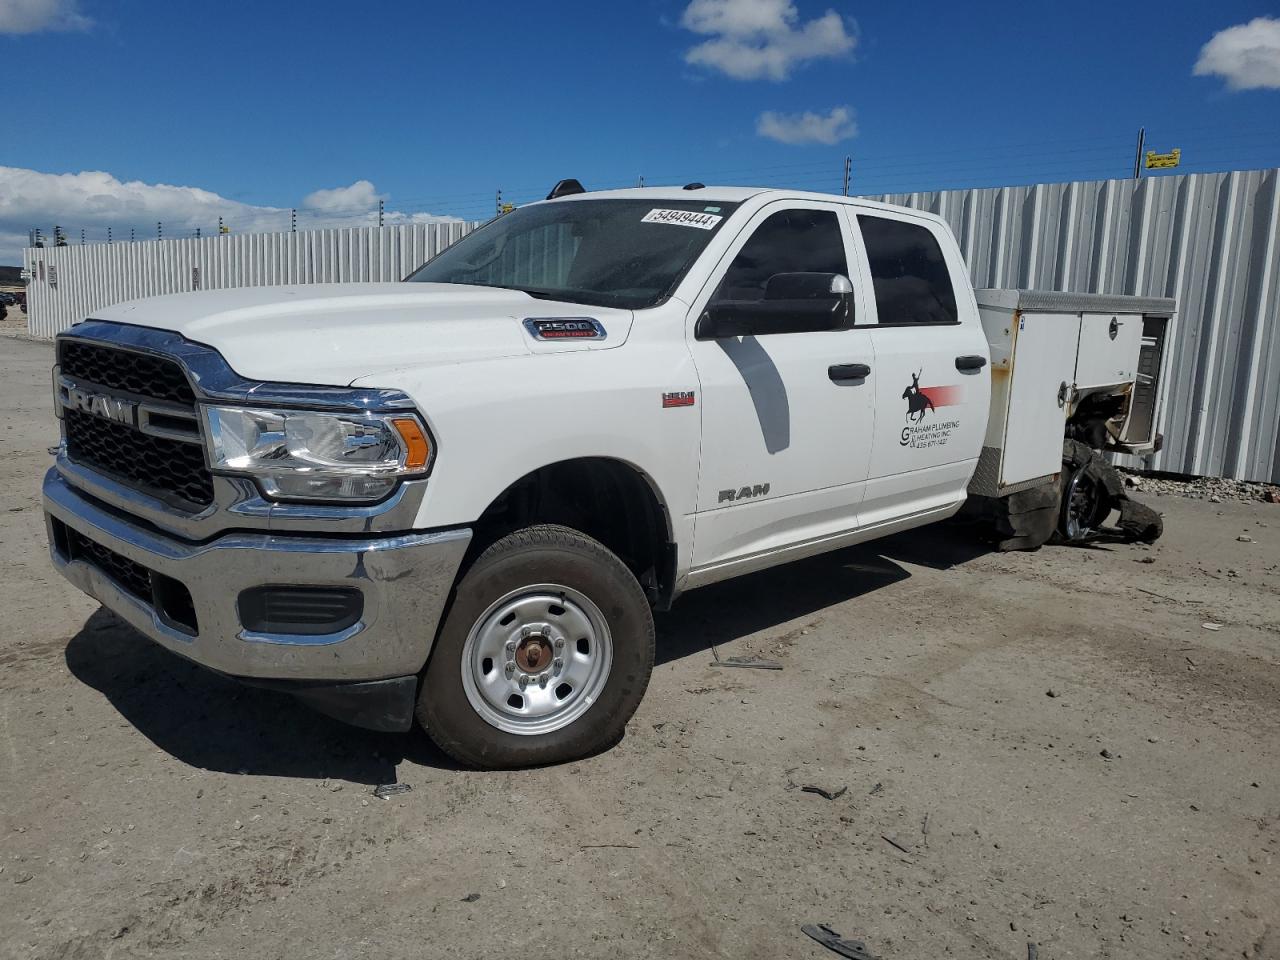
[[405, 198, 740, 309]]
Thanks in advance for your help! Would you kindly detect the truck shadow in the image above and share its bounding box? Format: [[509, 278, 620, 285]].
[[63, 520, 991, 780], [64, 608, 451, 783], [656, 519, 991, 665]]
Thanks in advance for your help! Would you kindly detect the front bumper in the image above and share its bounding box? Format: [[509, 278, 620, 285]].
[[44, 469, 471, 721]]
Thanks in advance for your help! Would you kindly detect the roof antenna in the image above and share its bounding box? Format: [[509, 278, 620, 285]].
[[547, 179, 587, 200], [682, 182, 705, 190]]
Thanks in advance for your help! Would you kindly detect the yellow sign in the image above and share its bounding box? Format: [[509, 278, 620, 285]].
[[498, 203, 515, 214], [1145, 148, 1181, 170]]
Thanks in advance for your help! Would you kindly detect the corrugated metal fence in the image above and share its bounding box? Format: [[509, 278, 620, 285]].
[[21, 170, 1280, 481], [21, 221, 479, 340], [873, 169, 1280, 484]]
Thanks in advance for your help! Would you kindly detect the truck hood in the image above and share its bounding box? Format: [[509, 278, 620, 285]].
[[90, 282, 633, 385]]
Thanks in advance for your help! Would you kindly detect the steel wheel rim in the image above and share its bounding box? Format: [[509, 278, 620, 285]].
[[460, 583, 613, 736], [1063, 466, 1102, 540]]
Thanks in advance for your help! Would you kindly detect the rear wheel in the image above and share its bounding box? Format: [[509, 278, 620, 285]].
[[1058, 463, 1108, 542], [419, 524, 654, 768]]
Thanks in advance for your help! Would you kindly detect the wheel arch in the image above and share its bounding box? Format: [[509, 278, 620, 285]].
[[463, 456, 678, 610]]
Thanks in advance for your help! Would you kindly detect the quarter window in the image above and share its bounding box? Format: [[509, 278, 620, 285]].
[[715, 208, 848, 302], [858, 215, 958, 325]]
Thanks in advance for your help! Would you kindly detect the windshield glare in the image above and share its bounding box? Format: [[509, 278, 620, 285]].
[[405, 199, 739, 309]]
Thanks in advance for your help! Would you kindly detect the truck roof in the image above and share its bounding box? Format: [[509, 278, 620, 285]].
[[546, 185, 938, 220]]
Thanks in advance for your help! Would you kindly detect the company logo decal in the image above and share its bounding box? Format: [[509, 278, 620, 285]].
[[662, 391, 696, 409], [900, 369, 961, 448], [523, 317, 606, 341]]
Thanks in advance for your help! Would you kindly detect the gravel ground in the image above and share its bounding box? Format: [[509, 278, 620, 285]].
[[1, 334, 1277, 960]]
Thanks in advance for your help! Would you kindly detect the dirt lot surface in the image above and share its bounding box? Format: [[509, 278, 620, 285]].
[[1, 334, 1277, 960]]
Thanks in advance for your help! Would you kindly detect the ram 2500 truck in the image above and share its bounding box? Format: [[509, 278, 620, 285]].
[[42, 183, 1170, 768]]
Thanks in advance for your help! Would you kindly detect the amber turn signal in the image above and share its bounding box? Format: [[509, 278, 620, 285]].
[[391, 417, 432, 471]]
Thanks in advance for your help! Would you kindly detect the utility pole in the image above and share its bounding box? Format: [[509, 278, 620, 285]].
[[637, 175, 645, 188], [80, 228, 85, 245], [195, 227, 201, 239], [290, 209, 296, 233], [1133, 127, 1146, 179], [843, 156, 852, 196], [495, 190, 502, 216], [378, 199, 385, 227], [130, 227, 135, 243], [157, 221, 163, 240], [107, 227, 112, 245]]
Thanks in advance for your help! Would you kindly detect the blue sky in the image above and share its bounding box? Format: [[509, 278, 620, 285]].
[[3, 0, 1279, 262]]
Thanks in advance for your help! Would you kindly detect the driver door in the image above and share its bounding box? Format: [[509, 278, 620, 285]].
[[686, 201, 876, 576]]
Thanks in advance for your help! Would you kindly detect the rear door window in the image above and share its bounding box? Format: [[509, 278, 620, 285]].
[[858, 215, 958, 325]]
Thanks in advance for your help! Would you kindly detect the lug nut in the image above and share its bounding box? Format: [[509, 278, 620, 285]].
[[553, 657, 564, 672], [504, 661, 516, 676], [538, 673, 549, 687], [518, 674, 529, 689], [554, 637, 565, 650], [505, 640, 517, 654], [520, 626, 531, 638]]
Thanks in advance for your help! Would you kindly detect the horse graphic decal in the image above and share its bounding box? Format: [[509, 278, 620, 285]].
[[902, 370, 935, 422]]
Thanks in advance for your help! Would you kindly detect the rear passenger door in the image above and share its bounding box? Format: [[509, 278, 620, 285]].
[[848, 209, 990, 528]]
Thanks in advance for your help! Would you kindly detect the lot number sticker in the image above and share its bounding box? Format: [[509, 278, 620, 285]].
[[642, 208, 722, 230]]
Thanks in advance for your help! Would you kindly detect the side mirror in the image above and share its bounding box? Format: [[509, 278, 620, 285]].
[[696, 273, 853, 339]]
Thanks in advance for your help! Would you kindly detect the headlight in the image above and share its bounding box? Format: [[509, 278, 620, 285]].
[[202, 406, 432, 502]]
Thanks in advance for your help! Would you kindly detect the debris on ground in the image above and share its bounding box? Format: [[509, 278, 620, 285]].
[[372, 783, 412, 800], [713, 656, 783, 670], [868, 782, 883, 796], [1201, 622, 1222, 631], [880, 834, 912, 855], [801, 784, 847, 801], [1121, 470, 1280, 505], [460, 892, 480, 903], [801, 923, 879, 960]]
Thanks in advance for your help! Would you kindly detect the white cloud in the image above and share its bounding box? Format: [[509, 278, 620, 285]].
[[1194, 17, 1280, 90], [757, 105, 855, 145], [0, 0, 91, 34], [0, 165, 460, 263], [302, 179, 384, 214], [680, 0, 855, 81]]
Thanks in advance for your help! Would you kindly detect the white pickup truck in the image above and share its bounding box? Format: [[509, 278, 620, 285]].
[[42, 182, 1172, 768]]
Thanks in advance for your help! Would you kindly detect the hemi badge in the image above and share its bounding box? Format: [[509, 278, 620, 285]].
[[662, 391, 696, 408], [523, 317, 606, 341]]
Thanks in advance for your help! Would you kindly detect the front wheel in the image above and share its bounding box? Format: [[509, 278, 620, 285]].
[[418, 524, 655, 768]]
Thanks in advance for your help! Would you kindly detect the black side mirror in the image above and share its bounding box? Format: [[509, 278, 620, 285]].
[[696, 273, 853, 339]]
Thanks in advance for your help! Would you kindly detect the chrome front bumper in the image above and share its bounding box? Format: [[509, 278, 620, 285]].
[[43, 468, 471, 684]]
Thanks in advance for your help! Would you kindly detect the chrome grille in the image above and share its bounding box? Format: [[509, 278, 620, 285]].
[[58, 338, 215, 510]]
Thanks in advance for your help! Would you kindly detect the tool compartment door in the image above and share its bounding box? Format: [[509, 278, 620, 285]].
[[1075, 312, 1143, 390], [1001, 312, 1080, 487]]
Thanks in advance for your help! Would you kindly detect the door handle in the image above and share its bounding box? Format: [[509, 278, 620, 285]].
[[828, 363, 871, 382], [955, 355, 988, 371]]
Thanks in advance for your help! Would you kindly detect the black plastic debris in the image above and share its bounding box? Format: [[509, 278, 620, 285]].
[[801, 923, 879, 960], [713, 656, 783, 671], [373, 782, 412, 800], [801, 784, 847, 801]]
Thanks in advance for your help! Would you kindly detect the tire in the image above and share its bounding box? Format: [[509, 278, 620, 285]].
[[418, 524, 655, 769]]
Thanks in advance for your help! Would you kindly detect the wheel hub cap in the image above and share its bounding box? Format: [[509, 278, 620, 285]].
[[515, 635, 553, 673]]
